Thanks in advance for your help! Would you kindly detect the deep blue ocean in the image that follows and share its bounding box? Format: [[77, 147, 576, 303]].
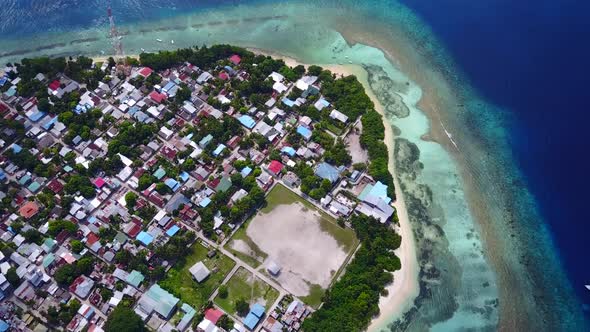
[[397, 0, 590, 309], [1, 0, 589, 321]]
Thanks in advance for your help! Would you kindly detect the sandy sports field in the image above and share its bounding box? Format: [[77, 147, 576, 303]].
[[246, 202, 348, 296]]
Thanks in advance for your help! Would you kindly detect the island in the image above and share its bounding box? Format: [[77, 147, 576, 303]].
[[0, 45, 401, 332]]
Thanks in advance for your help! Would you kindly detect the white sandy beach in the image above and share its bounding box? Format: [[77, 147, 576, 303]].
[[249, 49, 420, 331]]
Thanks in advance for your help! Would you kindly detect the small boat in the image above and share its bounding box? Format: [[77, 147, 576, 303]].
[[586, 284, 590, 291], [348, 60, 353, 64], [156, 38, 163, 42], [100, 50, 105, 55], [141, 48, 146, 53], [171, 39, 175, 44], [117, 36, 123, 40]]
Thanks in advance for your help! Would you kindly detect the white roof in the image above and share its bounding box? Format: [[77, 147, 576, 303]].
[[269, 71, 284, 83], [189, 261, 210, 283], [273, 82, 288, 94]]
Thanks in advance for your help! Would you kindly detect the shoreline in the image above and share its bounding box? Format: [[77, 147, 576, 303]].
[[247, 48, 421, 331]]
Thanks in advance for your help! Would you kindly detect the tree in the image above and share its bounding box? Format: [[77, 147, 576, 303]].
[[235, 298, 249, 317], [6, 267, 21, 287], [218, 285, 228, 299], [217, 315, 234, 331], [125, 191, 138, 209], [104, 305, 145, 332], [70, 240, 84, 253]]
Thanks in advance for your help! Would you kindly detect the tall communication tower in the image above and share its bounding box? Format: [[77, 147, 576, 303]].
[[107, 6, 124, 58]]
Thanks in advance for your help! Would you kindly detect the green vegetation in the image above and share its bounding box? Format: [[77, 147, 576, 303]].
[[54, 256, 95, 286], [104, 305, 145, 332], [322, 75, 374, 121], [214, 267, 279, 316], [235, 298, 250, 317], [361, 110, 396, 199], [301, 283, 325, 309], [301, 214, 401, 331], [160, 242, 235, 309]]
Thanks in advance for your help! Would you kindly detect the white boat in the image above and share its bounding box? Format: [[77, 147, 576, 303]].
[[141, 48, 146, 53], [156, 38, 163, 42], [117, 36, 123, 40], [586, 284, 590, 291], [171, 40, 175, 44]]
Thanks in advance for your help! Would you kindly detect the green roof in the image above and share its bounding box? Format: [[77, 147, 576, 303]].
[[28, 182, 41, 193], [154, 168, 166, 180], [42, 253, 56, 268], [114, 231, 128, 244], [43, 238, 57, 251], [216, 176, 232, 193], [126, 270, 145, 287]]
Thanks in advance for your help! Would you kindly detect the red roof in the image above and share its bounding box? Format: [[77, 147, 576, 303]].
[[86, 232, 100, 246], [205, 308, 224, 324], [126, 222, 142, 238], [94, 177, 106, 188], [218, 72, 229, 81], [268, 160, 284, 175], [47, 178, 64, 194], [49, 80, 60, 91], [149, 91, 167, 103], [139, 67, 153, 77], [229, 54, 241, 65], [19, 201, 39, 219]]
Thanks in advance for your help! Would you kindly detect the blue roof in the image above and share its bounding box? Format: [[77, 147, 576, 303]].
[[179, 171, 190, 182], [166, 225, 180, 236], [0, 170, 5, 181], [28, 110, 46, 122], [137, 231, 154, 246], [281, 146, 296, 157], [358, 181, 391, 204], [244, 313, 260, 330], [238, 115, 256, 129], [41, 116, 58, 130], [318, 98, 330, 107], [162, 81, 176, 92], [241, 166, 252, 177], [199, 134, 213, 147], [315, 162, 340, 183], [0, 320, 8, 332], [153, 168, 166, 180], [199, 197, 211, 208], [11, 143, 22, 154], [213, 144, 226, 157], [296, 125, 312, 139], [250, 303, 265, 317], [128, 106, 140, 116], [5, 86, 16, 97], [282, 97, 295, 107], [0, 77, 7, 86], [165, 178, 180, 191]]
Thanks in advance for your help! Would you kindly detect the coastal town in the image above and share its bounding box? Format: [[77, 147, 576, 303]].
[[0, 45, 401, 332]]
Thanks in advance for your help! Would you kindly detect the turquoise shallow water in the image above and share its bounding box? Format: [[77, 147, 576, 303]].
[[0, 1, 587, 330]]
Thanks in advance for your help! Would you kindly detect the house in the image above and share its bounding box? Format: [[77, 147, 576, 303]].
[[267, 160, 284, 177], [229, 54, 241, 65], [295, 76, 318, 91], [212, 144, 226, 157], [19, 201, 39, 219], [329, 109, 349, 123], [266, 260, 281, 276], [199, 134, 213, 148], [230, 189, 248, 204], [283, 172, 300, 188], [238, 115, 256, 129], [244, 304, 266, 330], [189, 261, 210, 283], [196, 319, 219, 332], [296, 125, 312, 141], [315, 162, 341, 183], [159, 126, 174, 140], [138, 67, 154, 78], [135, 284, 179, 320], [356, 181, 395, 223], [149, 91, 167, 104], [69, 275, 95, 298]]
